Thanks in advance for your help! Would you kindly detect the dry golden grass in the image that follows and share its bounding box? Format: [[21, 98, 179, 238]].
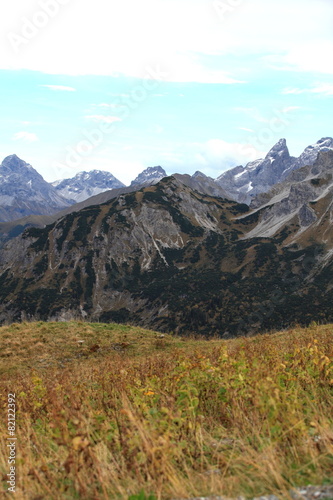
[[0, 321, 332, 499]]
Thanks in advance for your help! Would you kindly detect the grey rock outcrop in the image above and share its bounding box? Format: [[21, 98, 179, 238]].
[[299, 204, 317, 227]]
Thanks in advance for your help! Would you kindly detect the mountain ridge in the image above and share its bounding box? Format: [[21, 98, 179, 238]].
[[215, 137, 333, 203], [1, 136, 332, 223], [1, 164, 333, 335]]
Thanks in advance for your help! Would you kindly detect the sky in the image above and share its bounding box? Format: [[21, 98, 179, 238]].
[[0, 0, 332, 185]]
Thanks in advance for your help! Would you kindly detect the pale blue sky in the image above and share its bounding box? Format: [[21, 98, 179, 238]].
[[0, 0, 332, 184]]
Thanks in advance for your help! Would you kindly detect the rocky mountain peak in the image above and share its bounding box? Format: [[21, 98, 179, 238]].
[[0, 155, 73, 222], [266, 138, 290, 161], [214, 138, 294, 203], [130, 166, 167, 187], [52, 170, 125, 203], [192, 171, 208, 179], [1, 154, 35, 174]]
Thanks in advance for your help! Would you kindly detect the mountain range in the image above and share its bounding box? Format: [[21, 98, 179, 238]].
[[215, 137, 333, 203], [1, 146, 333, 335], [1, 137, 333, 335], [0, 157, 168, 223], [1, 137, 332, 224]]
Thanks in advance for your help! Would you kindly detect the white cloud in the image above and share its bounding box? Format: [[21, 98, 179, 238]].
[[311, 84, 333, 95], [12, 131, 38, 143], [282, 88, 305, 95], [40, 85, 76, 92], [238, 127, 255, 133], [158, 139, 267, 177], [282, 84, 333, 96], [95, 103, 121, 109], [272, 41, 333, 75], [197, 139, 266, 168], [6, 0, 330, 80], [282, 106, 302, 113], [235, 107, 270, 124], [109, 93, 130, 98], [156, 53, 245, 83], [85, 115, 122, 124], [235, 106, 302, 131]]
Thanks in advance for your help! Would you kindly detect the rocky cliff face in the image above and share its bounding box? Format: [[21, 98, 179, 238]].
[[215, 138, 333, 203], [52, 170, 125, 203], [0, 155, 73, 222], [1, 172, 333, 336]]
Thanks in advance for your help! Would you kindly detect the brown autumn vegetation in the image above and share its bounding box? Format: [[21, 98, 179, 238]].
[[0, 321, 332, 499]]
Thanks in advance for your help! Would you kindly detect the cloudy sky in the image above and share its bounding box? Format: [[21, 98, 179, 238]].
[[0, 0, 332, 184]]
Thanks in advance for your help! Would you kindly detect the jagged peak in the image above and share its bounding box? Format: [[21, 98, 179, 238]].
[[265, 138, 290, 160]]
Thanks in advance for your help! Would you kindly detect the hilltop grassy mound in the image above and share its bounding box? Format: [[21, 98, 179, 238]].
[[0, 322, 332, 499]]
